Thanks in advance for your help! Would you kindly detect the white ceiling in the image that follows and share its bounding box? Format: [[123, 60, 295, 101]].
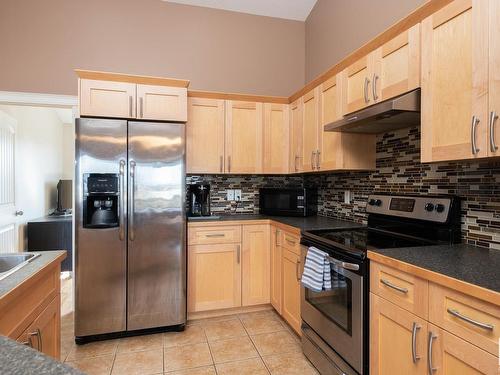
[[162, 0, 318, 21]]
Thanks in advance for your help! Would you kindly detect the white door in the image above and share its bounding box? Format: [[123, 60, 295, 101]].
[[0, 110, 18, 253]]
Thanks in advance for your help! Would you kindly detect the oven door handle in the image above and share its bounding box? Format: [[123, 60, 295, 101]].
[[325, 255, 360, 271]]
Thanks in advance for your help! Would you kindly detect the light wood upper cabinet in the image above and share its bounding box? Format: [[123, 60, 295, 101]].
[[282, 248, 301, 335], [80, 79, 136, 118], [318, 75, 376, 171], [263, 103, 290, 174], [428, 324, 498, 375], [373, 24, 420, 102], [188, 243, 241, 312], [241, 224, 270, 306], [137, 84, 187, 121], [302, 88, 320, 172], [270, 226, 282, 314], [342, 54, 375, 114], [370, 293, 428, 375], [186, 98, 225, 174], [421, 0, 489, 162], [225, 101, 263, 174], [289, 98, 303, 173], [489, 0, 500, 157]]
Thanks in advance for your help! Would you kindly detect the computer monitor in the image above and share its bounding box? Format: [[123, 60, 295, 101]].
[[56, 179, 72, 214]]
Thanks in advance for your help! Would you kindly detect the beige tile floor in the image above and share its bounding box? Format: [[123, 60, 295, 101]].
[[60, 278, 319, 375]]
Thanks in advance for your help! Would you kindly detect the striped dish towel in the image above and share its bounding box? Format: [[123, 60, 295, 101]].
[[301, 247, 332, 293]]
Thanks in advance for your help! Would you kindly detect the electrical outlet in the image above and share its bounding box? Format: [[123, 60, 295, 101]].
[[234, 189, 242, 202], [226, 189, 235, 201], [344, 190, 351, 204]]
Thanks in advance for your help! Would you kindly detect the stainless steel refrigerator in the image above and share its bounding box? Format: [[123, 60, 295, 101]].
[[74, 118, 186, 342]]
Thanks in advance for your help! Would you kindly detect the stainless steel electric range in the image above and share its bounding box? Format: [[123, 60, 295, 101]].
[[300, 194, 461, 375]]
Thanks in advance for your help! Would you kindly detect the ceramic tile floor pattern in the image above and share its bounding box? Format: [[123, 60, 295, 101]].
[[60, 278, 319, 375]]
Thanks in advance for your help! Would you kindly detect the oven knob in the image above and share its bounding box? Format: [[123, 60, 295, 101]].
[[374, 199, 382, 206], [435, 204, 445, 213], [368, 199, 376, 206], [425, 203, 435, 212]]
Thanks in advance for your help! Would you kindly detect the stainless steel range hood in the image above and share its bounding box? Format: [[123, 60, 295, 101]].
[[325, 89, 420, 134]]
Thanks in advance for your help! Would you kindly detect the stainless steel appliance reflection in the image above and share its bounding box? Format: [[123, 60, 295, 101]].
[[75, 118, 186, 342]]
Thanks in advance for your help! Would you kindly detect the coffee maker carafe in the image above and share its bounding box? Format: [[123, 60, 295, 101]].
[[187, 184, 211, 217], [83, 174, 120, 228]]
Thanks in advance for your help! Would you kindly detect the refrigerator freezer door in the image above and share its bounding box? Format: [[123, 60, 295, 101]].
[[75, 118, 128, 337], [127, 121, 186, 330]]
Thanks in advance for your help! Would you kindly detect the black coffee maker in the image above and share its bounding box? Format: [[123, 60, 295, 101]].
[[83, 173, 119, 228], [187, 184, 211, 217]]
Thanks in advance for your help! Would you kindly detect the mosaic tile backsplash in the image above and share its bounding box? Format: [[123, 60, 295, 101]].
[[188, 126, 500, 250], [306, 126, 500, 250]]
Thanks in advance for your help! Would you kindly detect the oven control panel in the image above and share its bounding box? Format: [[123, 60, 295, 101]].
[[366, 194, 453, 223]]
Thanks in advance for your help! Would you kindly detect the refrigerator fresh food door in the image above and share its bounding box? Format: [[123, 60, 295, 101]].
[[127, 121, 186, 330], [75, 118, 128, 337]]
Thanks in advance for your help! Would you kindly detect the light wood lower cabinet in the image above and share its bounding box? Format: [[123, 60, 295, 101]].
[[188, 243, 242, 312], [370, 260, 500, 375], [242, 225, 270, 306], [270, 226, 282, 314], [17, 296, 60, 359], [428, 324, 498, 375], [282, 248, 302, 334], [370, 293, 428, 375]]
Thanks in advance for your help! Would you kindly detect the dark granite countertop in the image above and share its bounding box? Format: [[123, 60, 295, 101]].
[[0, 336, 82, 375], [188, 214, 364, 232], [369, 244, 500, 293], [0, 250, 66, 300]]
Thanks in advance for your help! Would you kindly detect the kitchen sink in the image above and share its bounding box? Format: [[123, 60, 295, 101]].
[[0, 253, 41, 281]]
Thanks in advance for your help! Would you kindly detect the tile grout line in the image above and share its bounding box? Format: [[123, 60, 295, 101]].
[[201, 322, 218, 375], [238, 313, 272, 375]]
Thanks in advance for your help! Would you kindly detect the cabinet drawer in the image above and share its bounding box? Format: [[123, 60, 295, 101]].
[[429, 283, 500, 356], [282, 232, 300, 255], [370, 262, 428, 319], [188, 226, 241, 245]]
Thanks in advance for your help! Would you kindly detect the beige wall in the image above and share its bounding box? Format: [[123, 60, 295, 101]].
[[305, 0, 425, 82], [0, 0, 304, 97]]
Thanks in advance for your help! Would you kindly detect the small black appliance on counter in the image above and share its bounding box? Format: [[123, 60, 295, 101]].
[[187, 184, 211, 217], [259, 187, 317, 217]]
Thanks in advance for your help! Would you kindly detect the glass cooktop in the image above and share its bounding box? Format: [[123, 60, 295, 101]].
[[304, 227, 435, 254]]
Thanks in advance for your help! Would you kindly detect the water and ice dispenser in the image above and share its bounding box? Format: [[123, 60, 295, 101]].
[[83, 174, 120, 228]]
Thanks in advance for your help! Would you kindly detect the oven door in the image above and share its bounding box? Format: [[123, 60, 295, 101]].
[[301, 245, 364, 374]]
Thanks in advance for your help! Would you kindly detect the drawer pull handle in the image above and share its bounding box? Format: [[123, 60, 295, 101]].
[[447, 308, 494, 331], [205, 234, 225, 238], [295, 260, 301, 281], [380, 278, 408, 294], [411, 322, 421, 363]]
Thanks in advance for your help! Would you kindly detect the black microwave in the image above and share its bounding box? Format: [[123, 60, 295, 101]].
[[259, 188, 317, 217]]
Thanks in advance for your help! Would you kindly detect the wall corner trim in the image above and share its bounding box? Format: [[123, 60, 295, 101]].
[[0, 91, 78, 108]]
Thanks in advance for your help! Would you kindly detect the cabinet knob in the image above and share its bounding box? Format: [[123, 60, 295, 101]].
[[15, 210, 24, 216]]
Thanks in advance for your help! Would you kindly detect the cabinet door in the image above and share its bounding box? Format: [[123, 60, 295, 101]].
[[301, 88, 319, 172], [79, 79, 136, 118], [428, 324, 498, 375], [373, 23, 420, 101], [225, 101, 263, 174], [421, 0, 489, 162], [242, 224, 270, 306], [186, 98, 225, 174], [282, 248, 301, 334], [370, 293, 428, 375], [289, 98, 303, 173], [342, 54, 374, 114], [188, 243, 241, 312], [17, 296, 60, 359], [270, 226, 282, 314], [263, 103, 290, 174], [137, 84, 187, 122], [489, 0, 500, 157], [319, 75, 342, 171]]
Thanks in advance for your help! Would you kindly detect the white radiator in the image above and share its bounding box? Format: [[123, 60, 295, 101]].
[[0, 224, 16, 253], [0, 121, 15, 206]]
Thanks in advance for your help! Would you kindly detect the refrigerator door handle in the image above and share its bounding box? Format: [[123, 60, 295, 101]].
[[119, 159, 126, 241], [129, 160, 136, 241]]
